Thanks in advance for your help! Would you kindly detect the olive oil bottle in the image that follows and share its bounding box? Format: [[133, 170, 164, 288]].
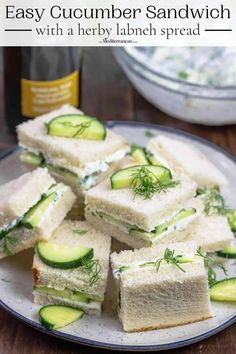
[[3, 47, 80, 133]]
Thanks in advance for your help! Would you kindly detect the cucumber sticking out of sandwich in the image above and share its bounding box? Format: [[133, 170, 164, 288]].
[[20, 151, 44, 166], [110, 165, 172, 190], [217, 246, 236, 259], [37, 241, 93, 269], [131, 146, 149, 165], [146, 152, 163, 166], [39, 305, 84, 330], [131, 146, 163, 166], [210, 278, 236, 301], [47, 114, 106, 140]]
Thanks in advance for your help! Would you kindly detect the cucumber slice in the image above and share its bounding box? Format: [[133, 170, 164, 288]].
[[47, 114, 106, 140], [146, 153, 163, 166], [37, 241, 93, 269], [21, 192, 57, 229], [39, 305, 84, 330], [217, 246, 236, 259], [20, 151, 44, 166], [34, 286, 91, 303], [47, 165, 81, 187], [110, 165, 172, 189], [129, 229, 152, 242], [210, 278, 236, 301], [131, 146, 149, 164], [154, 208, 196, 237]]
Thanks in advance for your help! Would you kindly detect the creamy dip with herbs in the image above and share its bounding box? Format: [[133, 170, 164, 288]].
[[126, 47, 236, 86]]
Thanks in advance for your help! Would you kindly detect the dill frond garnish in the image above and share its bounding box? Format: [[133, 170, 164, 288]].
[[130, 166, 179, 199], [196, 247, 228, 287], [197, 186, 228, 216], [56, 120, 92, 138], [155, 248, 186, 273], [81, 257, 101, 286]]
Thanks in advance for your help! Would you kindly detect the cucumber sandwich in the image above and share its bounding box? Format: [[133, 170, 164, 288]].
[[17, 105, 130, 219], [0, 168, 76, 259], [182, 189, 234, 252], [147, 135, 227, 188], [85, 163, 200, 249], [111, 241, 212, 332], [33, 220, 111, 316]]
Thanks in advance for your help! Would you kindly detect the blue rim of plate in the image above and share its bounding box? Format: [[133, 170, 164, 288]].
[[0, 121, 236, 351]]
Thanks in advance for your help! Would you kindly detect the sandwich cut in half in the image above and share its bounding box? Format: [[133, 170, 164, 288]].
[[85, 163, 199, 249], [0, 168, 76, 259], [147, 135, 227, 188], [33, 220, 111, 316], [17, 105, 130, 219], [111, 241, 213, 332]]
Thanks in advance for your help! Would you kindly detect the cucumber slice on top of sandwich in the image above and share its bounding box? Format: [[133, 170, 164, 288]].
[[47, 114, 106, 140], [39, 305, 84, 330], [110, 165, 172, 189], [37, 241, 93, 269]]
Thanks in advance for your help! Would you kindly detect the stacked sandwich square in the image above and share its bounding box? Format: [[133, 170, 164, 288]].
[[85, 168, 200, 249], [0, 168, 76, 259], [33, 220, 111, 316], [111, 241, 212, 332], [17, 105, 130, 219]]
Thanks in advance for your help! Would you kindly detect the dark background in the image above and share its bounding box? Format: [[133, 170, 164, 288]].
[[0, 47, 236, 354]]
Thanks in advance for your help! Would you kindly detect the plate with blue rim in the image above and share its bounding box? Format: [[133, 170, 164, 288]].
[[0, 121, 236, 351]]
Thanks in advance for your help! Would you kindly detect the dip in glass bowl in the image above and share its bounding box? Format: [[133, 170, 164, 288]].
[[113, 47, 236, 125]]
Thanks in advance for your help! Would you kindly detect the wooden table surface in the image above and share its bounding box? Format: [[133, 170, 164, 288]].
[[0, 48, 236, 354]]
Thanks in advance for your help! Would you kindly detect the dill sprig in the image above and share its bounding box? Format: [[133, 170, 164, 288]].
[[155, 248, 186, 273], [130, 166, 179, 199], [196, 247, 228, 287], [58, 121, 92, 138], [81, 257, 101, 286], [197, 186, 228, 216]]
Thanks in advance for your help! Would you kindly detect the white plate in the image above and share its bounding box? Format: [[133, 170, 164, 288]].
[[0, 122, 236, 351]]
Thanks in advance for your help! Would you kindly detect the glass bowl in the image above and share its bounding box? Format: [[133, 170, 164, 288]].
[[113, 47, 236, 126]]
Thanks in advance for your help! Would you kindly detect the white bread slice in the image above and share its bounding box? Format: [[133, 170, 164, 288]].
[[32, 220, 111, 300], [111, 241, 212, 332], [184, 214, 234, 253], [34, 293, 102, 317], [147, 135, 227, 188], [0, 185, 76, 259], [0, 168, 54, 228], [17, 105, 129, 168], [85, 176, 197, 232]]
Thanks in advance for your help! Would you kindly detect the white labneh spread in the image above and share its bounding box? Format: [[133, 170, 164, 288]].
[[113, 253, 195, 278], [21, 144, 128, 181], [126, 47, 236, 86]]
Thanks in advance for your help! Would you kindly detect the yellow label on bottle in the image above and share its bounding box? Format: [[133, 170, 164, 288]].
[[21, 71, 79, 118]]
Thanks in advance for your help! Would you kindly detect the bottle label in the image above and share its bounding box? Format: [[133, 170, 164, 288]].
[[21, 71, 79, 118]]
